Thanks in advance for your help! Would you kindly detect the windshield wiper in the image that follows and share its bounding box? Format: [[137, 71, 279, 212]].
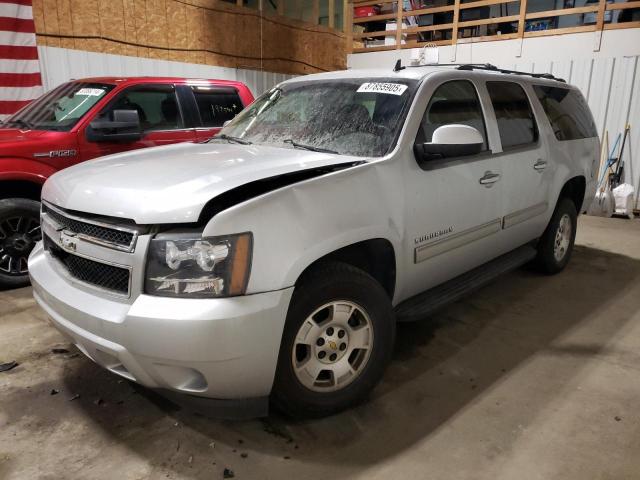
[[283, 139, 338, 154], [213, 134, 252, 145]]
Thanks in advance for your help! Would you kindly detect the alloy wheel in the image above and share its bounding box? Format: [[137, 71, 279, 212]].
[[0, 215, 41, 276], [292, 300, 374, 393], [553, 213, 572, 263]]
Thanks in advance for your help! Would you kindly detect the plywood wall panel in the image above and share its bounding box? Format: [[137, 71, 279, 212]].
[[32, 0, 347, 75], [98, 0, 126, 55], [122, 0, 139, 58]]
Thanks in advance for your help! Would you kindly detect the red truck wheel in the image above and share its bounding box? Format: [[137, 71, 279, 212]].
[[0, 198, 41, 289]]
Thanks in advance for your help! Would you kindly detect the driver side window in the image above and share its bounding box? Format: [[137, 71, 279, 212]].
[[417, 80, 488, 151], [98, 85, 184, 132]]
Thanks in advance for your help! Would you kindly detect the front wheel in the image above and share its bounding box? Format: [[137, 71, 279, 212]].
[[271, 262, 395, 418], [535, 197, 577, 274], [0, 198, 42, 289]]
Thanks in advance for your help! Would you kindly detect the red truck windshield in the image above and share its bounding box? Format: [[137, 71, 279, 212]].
[[1, 82, 114, 132]]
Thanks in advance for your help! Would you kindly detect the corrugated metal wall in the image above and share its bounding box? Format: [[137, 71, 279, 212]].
[[513, 56, 639, 209], [37, 45, 294, 100]]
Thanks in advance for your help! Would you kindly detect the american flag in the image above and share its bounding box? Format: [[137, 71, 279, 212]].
[[0, 0, 42, 121]]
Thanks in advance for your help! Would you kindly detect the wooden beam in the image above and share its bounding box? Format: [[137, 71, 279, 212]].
[[452, 0, 460, 45], [404, 22, 454, 34], [353, 44, 396, 53], [459, 0, 518, 10], [354, 12, 396, 23], [524, 24, 595, 37], [457, 32, 518, 42], [237, 0, 242, 6], [525, 6, 598, 20], [604, 20, 640, 29], [277, 0, 284, 16], [517, 0, 527, 38], [402, 4, 454, 16], [458, 14, 518, 28], [606, 0, 640, 9], [353, 0, 395, 5], [328, 0, 335, 28], [395, 0, 402, 49], [312, 0, 320, 24], [595, 0, 607, 31], [346, 0, 353, 51], [402, 39, 452, 48]]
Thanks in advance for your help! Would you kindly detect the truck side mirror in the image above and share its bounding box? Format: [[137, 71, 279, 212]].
[[86, 109, 142, 143], [414, 124, 484, 164]]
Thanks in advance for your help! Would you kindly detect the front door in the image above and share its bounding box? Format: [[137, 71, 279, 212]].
[[485, 80, 550, 246], [402, 79, 504, 301], [78, 84, 197, 161]]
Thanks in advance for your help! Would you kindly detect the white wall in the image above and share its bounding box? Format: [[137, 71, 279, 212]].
[[348, 29, 640, 208], [37, 46, 294, 99]]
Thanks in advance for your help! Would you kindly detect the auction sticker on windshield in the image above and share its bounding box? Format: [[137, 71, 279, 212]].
[[357, 82, 408, 96], [76, 88, 106, 96]]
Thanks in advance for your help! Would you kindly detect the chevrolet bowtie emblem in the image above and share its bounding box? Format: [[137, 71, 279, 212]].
[[329, 341, 338, 350], [60, 231, 77, 252]]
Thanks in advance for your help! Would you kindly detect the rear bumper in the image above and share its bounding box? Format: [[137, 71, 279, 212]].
[[29, 242, 293, 402]]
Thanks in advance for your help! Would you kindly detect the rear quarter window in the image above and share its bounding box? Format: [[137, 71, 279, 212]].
[[192, 87, 244, 128], [533, 86, 598, 141]]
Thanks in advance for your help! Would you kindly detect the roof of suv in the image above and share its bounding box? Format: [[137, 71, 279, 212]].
[[71, 76, 248, 87], [283, 64, 571, 88]]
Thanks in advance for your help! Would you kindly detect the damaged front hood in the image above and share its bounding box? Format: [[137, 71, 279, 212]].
[[42, 141, 364, 224]]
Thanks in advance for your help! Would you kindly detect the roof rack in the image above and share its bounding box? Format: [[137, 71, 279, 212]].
[[455, 63, 566, 83], [392, 59, 566, 83]]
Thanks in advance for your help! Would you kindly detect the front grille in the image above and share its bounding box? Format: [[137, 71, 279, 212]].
[[43, 204, 136, 251], [44, 235, 130, 295]]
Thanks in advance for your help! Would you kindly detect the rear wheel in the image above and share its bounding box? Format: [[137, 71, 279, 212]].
[[535, 197, 577, 274], [0, 198, 41, 289], [272, 262, 395, 418]]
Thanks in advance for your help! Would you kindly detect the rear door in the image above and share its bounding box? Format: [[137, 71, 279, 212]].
[[78, 83, 197, 160], [485, 80, 550, 246], [188, 86, 246, 142]]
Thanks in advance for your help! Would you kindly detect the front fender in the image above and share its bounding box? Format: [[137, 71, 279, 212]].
[[203, 160, 404, 296], [0, 157, 57, 184]]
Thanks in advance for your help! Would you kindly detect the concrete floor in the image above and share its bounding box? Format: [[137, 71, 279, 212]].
[[1, 215, 640, 480]]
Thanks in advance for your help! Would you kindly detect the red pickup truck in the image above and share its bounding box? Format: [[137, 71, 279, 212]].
[[0, 77, 254, 288]]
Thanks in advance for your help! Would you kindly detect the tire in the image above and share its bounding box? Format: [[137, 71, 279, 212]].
[[534, 197, 577, 274], [0, 198, 42, 289], [271, 261, 395, 418]]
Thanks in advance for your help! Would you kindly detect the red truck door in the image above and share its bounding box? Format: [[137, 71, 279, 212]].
[[77, 83, 197, 161]]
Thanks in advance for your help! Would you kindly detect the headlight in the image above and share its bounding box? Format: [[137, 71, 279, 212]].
[[145, 232, 252, 298]]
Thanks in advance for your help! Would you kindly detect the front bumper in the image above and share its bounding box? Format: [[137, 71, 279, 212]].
[[29, 242, 294, 403]]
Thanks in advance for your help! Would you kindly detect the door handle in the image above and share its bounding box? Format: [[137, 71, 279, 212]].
[[479, 171, 501, 187], [533, 159, 547, 171]]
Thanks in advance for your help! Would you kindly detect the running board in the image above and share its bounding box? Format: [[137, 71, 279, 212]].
[[395, 244, 537, 322]]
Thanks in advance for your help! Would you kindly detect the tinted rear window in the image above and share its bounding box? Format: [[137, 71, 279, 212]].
[[192, 87, 243, 127], [486, 81, 538, 149], [533, 86, 598, 141]]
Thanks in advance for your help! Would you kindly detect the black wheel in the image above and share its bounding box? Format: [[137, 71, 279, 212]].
[[535, 197, 577, 274], [271, 261, 395, 418], [0, 198, 41, 289]]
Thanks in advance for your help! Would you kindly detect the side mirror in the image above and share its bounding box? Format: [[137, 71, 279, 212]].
[[86, 109, 142, 143], [414, 124, 484, 164]]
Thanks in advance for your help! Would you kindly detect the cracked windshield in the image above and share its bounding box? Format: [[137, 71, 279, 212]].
[[215, 78, 417, 157]]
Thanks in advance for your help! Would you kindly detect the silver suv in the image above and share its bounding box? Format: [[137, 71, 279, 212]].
[[29, 64, 598, 417]]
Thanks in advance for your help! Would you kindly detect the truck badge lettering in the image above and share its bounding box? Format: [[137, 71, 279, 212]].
[[34, 150, 78, 159], [414, 226, 454, 245]]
